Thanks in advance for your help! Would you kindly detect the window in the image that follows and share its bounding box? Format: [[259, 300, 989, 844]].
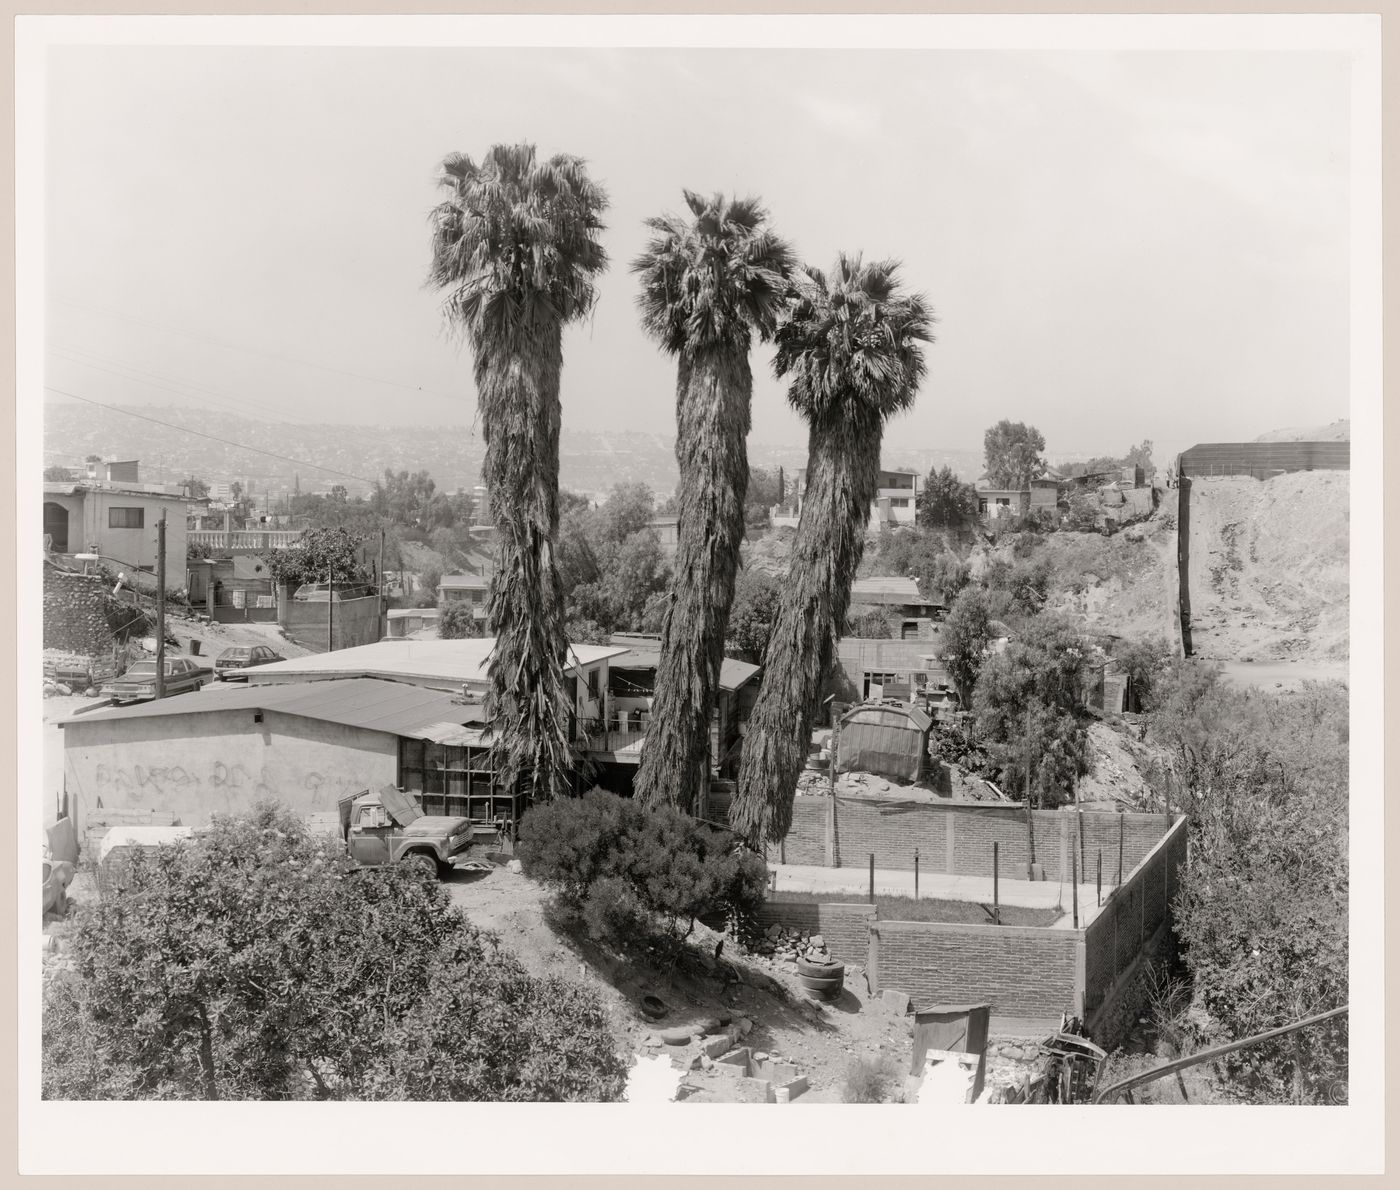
[[889, 498, 910, 508], [586, 667, 600, 700], [399, 739, 514, 820], [108, 507, 145, 529], [863, 671, 898, 699]]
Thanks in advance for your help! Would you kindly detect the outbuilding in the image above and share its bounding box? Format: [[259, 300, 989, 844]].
[[837, 701, 934, 784], [57, 676, 521, 835]]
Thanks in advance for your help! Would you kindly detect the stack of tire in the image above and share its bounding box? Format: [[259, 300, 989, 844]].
[[796, 954, 845, 1000]]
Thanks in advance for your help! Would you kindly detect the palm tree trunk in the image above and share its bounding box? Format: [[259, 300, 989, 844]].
[[635, 349, 752, 814], [478, 325, 577, 802], [731, 415, 882, 846]]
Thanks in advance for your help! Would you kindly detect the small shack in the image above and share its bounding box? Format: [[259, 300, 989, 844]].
[[837, 701, 933, 783]]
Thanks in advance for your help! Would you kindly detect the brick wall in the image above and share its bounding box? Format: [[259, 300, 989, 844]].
[[757, 814, 1185, 1040], [868, 920, 1081, 1020], [752, 900, 876, 967], [1082, 815, 1188, 1034], [44, 567, 116, 656], [770, 795, 1173, 883]]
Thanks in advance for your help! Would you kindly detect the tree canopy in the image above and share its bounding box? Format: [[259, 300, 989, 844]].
[[917, 465, 979, 528], [982, 419, 1046, 489], [43, 804, 626, 1101], [263, 526, 372, 591]]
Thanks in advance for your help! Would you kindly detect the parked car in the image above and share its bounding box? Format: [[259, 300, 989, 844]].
[[100, 656, 212, 704], [214, 644, 286, 680], [335, 785, 499, 878], [292, 582, 376, 602]]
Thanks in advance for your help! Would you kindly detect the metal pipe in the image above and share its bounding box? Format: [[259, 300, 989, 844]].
[[868, 853, 875, 904], [1091, 1005, 1349, 1104]]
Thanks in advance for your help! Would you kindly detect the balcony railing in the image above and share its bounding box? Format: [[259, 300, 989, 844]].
[[189, 529, 303, 550], [576, 716, 649, 756]]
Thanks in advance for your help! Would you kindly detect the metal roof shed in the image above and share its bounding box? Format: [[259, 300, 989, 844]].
[[838, 701, 933, 783]]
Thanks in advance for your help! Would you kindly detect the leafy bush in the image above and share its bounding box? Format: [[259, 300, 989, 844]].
[[517, 788, 767, 961], [438, 601, 480, 639], [1143, 667, 1349, 1103], [43, 803, 625, 1101]]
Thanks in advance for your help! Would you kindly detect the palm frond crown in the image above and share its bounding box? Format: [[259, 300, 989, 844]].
[[631, 191, 796, 357], [428, 143, 610, 345], [773, 252, 934, 430]]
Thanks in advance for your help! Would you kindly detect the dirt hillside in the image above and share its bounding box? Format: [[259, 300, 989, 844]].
[[1185, 472, 1349, 663], [1034, 510, 1179, 644]]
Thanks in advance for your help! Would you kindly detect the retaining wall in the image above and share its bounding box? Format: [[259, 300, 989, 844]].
[[869, 920, 1081, 1020], [44, 567, 116, 656]]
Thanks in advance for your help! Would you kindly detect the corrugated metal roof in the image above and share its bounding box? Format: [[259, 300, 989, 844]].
[[245, 638, 629, 687], [607, 646, 760, 692], [60, 677, 487, 737]]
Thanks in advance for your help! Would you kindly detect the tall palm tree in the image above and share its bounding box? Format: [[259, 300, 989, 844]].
[[630, 192, 794, 813], [731, 255, 933, 846], [427, 143, 609, 802]]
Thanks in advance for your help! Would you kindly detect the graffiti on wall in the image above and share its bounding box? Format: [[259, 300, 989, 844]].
[[92, 757, 365, 808]]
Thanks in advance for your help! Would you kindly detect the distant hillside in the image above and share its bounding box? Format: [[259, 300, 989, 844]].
[[1255, 418, 1350, 443], [43, 401, 983, 499]]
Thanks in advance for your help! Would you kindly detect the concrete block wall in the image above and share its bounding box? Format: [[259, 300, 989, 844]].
[[62, 707, 398, 832], [868, 920, 1082, 1020], [44, 567, 116, 655], [770, 795, 1173, 883], [279, 594, 383, 653], [752, 900, 876, 967]]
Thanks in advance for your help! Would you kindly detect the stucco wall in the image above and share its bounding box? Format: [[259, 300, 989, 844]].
[[62, 707, 397, 830], [49, 489, 190, 588]]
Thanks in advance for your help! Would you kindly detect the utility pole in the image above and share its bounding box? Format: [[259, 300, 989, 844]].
[[327, 566, 334, 653], [155, 511, 167, 699], [1024, 700, 1036, 870]]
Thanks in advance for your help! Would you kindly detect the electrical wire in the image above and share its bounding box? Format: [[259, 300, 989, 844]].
[[43, 384, 378, 486], [52, 294, 466, 406]]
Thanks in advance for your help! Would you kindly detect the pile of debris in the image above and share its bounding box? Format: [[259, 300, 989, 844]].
[[42, 649, 115, 697], [738, 923, 834, 971]]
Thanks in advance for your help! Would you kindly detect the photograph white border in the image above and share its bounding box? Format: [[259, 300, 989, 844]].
[[15, 11, 1383, 1176]]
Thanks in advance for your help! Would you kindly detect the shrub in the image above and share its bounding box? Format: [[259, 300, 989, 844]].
[[518, 788, 768, 960], [438, 601, 479, 639], [44, 803, 625, 1101], [842, 1053, 904, 1103]]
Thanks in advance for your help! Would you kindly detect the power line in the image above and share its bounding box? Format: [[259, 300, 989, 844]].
[[43, 385, 378, 486], [48, 342, 415, 464], [52, 294, 468, 406]]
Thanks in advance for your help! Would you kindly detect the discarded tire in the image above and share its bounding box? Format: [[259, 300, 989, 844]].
[[797, 970, 845, 1000], [796, 957, 844, 979], [640, 995, 668, 1020]]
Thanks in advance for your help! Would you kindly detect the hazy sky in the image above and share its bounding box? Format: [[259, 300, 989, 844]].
[[43, 44, 1352, 459]]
